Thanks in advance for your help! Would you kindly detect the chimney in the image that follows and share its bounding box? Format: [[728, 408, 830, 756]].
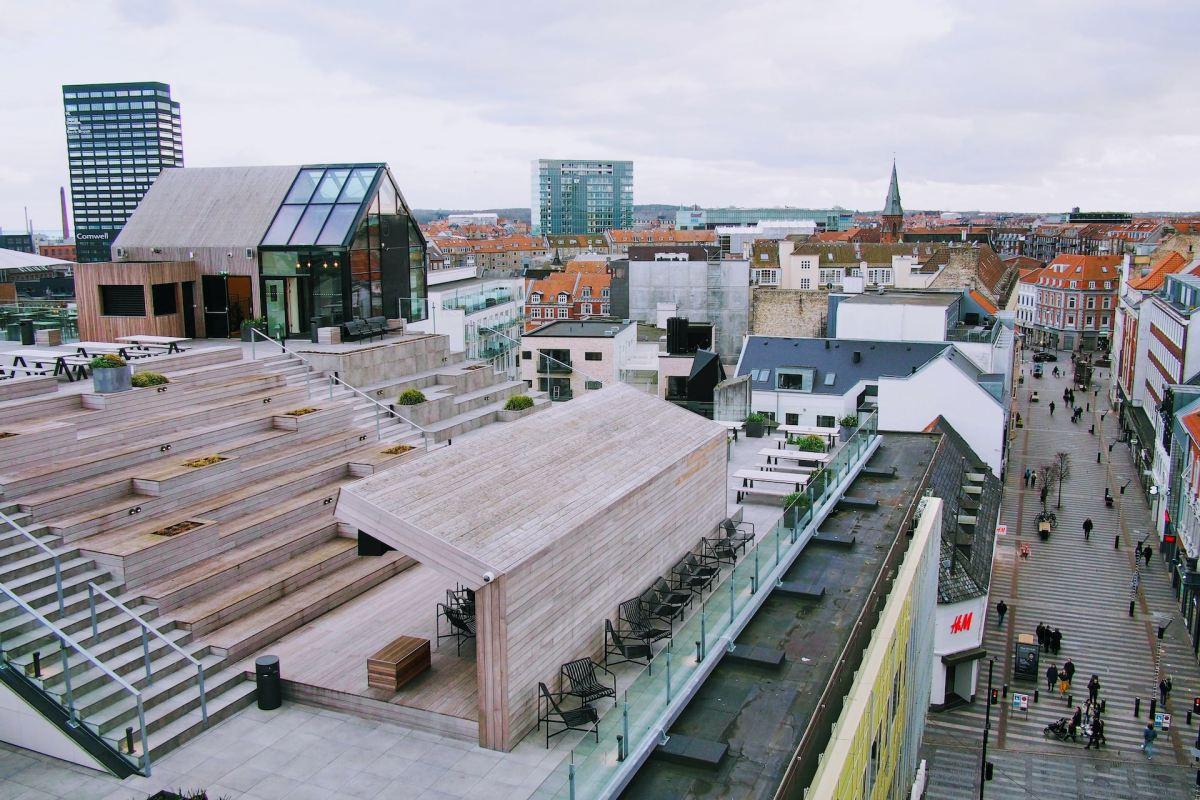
[[824, 340, 830, 349], [852, 351, 861, 363], [60, 186, 70, 241]]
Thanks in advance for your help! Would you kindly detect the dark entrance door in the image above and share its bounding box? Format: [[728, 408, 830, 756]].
[[201, 275, 229, 338], [181, 281, 196, 339]]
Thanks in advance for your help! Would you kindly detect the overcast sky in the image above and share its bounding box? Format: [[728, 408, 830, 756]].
[[2, 0, 1198, 233]]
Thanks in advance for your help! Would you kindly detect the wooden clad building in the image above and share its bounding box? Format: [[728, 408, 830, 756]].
[[74, 259, 200, 342], [336, 383, 728, 750]]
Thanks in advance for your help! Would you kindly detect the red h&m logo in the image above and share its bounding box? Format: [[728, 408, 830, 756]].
[[950, 613, 974, 634]]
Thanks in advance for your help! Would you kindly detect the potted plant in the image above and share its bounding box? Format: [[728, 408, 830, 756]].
[[789, 434, 826, 453], [783, 491, 811, 529], [744, 412, 767, 438], [131, 372, 169, 388], [839, 414, 859, 442], [397, 388, 426, 406], [241, 317, 268, 342], [498, 394, 539, 422], [91, 354, 132, 394]]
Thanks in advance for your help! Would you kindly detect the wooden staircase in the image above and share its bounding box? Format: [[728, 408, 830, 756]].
[[0, 346, 442, 765]]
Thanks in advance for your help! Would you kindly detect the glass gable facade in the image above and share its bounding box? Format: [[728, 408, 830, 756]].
[[257, 164, 428, 338]]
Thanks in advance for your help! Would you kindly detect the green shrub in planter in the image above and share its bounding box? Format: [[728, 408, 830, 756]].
[[504, 395, 534, 411], [90, 353, 126, 369], [745, 412, 767, 438], [397, 388, 426, 406], [839, 414, 859, 428], [131, 371, 169, 388], [788, 434, 826, 452], [783, 491, 812, 528]]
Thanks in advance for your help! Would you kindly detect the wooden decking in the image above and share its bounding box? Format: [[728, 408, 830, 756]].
[[238, 562, 480, 738]]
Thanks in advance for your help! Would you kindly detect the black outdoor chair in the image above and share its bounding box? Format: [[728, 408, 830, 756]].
[[436, 602, 477, 655], [701, 536, 739, 568], [447, 585, 475, 617], [640, 578, 692, 629], [538, 683, 599, 749], [618, 598, 671, 647], [559, 658, 617, 706], [604, 619, 652, 671], [671, 553, 719, 597], [721, 518, 755, 552]]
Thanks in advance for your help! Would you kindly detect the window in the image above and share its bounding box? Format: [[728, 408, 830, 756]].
[[557, 307, 568, 318], [150, 282, 177, 315], [581, 303, 593, 315], [581, 286, 591, 298], [557, 292, 569, 304], [585, 380, 603, 390], [1068, 297, 1076, 309], [1086, 297, 1095, 309], [1086, 316, 1094, 326], [99, 284, 145, 316], [1089, 281, 1096, 289], [1103, 298, 1111, 309], [785, 413, 799, 426], [531, 292, 542, 303], [666, 376, 688, 399], [754, 268, 780, 286], [816, 415, 836, 428], [1070, 280, 1078, 289], [1067, 315, 1075, 325], [521, 350, 531, 360], [601, 287, 610, 298], [585, 352, 602, 361], [601, 303, 609, 314], [776, 367, 815, 392], [799, 277, 811, 290], [531, 308, 541, 318]]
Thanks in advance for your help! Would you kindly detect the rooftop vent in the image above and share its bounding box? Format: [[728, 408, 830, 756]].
[[824, 340, 831, 349], [852, 351, 861, 363]]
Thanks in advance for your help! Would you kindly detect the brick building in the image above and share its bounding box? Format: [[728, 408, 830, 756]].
[[524, 260, 611, 330], [1026, 254, 1121, 351]]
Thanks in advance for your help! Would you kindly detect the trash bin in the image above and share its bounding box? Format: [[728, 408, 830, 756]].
[[255, 655, 281, 710], [19, 320, 34, 346]]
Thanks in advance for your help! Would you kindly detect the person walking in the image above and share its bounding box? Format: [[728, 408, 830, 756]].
[[1062, 656, 1074, 685], [1087, 674, 1101, 705], [1052, 628, 1063, 655], [1036, 623, 1047, 651], [1024, 467, 1031, 488], [1082, 517, 1093, 540], [1143, 545, 1153, 568], [1046, 662, 1058, 692], [996, 599, 1008, 628], [1070, 706, 1083, 742], [1085, 717, 1103, 749], [1031, 471, 1038, 489], [1050, 401, 1056, 417], [1160, 676, 1172, 705], [1142, 721, 1158, 759]]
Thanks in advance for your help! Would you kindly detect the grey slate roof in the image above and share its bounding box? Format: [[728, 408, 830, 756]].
[[883, 161, 903, 216], [114, 165, 300, 249], [736, 337, 948, 394]]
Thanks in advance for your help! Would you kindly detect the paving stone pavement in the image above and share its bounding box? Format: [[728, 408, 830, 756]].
[[922, 358, 1200, 799]]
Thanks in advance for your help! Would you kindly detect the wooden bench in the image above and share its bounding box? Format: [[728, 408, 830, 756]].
[[367, 635, 431, 691], [736, 484, 795, 504]]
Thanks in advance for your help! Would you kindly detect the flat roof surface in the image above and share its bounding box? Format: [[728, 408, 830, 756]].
[[840, 292, 959, 307], [525, 320, 632, 337], [337, 383, 723, 584], [623, 432, 939, 800]]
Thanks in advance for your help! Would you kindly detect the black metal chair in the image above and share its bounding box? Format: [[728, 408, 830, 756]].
[[640, 578, 691, 629], [618, 598, 671, 647], [560, 658, 617, 706], [538, 683, 599, 749], [604, 619, 652, 670], [672, 553, 719, 596], [436, 602, 477, 655], [701, 536, 739, 568], [721, 518, 755, 552], [447, 585, 475, 617]]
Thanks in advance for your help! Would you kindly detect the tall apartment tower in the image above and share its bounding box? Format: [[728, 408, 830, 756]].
[[531, 159, 633, 236], [62, 81, 184, 262]]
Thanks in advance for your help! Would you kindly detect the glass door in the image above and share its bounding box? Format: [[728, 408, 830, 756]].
[[264, 278, 287, 340]]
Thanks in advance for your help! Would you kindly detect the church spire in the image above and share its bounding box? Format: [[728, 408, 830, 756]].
[[880, 160, 904, 243]]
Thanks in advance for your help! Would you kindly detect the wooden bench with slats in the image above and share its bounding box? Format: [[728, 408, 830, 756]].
[[367, 635, 431, 692]]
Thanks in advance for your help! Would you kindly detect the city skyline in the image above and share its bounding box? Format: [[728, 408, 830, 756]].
[[2, 0, 1200, 232]]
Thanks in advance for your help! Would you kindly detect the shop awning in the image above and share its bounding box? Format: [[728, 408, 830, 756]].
[[941, 646, 988, 667]]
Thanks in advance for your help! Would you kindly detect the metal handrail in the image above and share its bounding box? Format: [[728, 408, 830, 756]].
[[247, 327, 435, 447], [86, 582, 207, 724], [0, 509, 64, 617], [0, 582, 149, 774]]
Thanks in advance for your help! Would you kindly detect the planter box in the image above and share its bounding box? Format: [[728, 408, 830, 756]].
[[93, 365, 132, 394], [271, 405, 344, 431], [745, 421, 765, 438], [34, 329, 62, 346], [132, 456, 239, 497], [497, 403, 547, 423]]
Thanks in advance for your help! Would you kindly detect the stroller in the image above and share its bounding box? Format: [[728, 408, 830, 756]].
[[1043, 717, 1072, 742]]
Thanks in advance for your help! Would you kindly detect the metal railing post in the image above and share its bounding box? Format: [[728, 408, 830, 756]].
[[305, 363, 312, 399], [251, 330, 256, 361], [375, 403, 381, 441], [88, 584, 98, 639], [53, 560, 64, 617], [197, 665, 208, 724], [141, 628, 152, 685], [700, 606, 707, 661], [328, 374, 334, 400], [753, 549, 760, 593], [666, 646, 672, 700], [568, 751, 576, 800], [729, 575, 736, 622], [622, 692, 629, 758], [137, 695, 151, 775], [58, 638, 76, 722]]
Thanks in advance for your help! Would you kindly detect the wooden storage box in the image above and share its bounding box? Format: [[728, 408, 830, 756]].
[[367, 635, 431, 692]]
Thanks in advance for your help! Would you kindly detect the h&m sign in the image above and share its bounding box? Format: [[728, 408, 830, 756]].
[[950, 612, 974, 634]]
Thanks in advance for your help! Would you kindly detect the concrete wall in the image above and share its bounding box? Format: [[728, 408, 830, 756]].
[[627, 259, 749, 359], [292, 334, 453, 387], [518, 326, 636, 397], [878, 358, 1006, 473], [930, 595, 988, 707], [496, 431, 728, 748], [750, 387, 858, 426], [0, 681, 107, 772], [714, 374, 751, 422], [836, 302, 947, 343]]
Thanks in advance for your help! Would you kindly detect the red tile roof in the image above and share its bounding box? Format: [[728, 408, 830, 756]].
[[1037, 255, 1122, 289], [969, 289, 998, 315], [1128, 251, 1186, 291]]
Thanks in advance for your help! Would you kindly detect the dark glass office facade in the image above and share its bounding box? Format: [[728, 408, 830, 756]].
[[532, 159, 633, 235], [62, 82, 184, 263], [0, 234, 34, 254], [257, 164, 428, 339]]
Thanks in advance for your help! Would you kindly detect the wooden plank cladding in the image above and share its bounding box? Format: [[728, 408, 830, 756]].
[[337, 383, 730, 750], [74, 259, 200, 343]]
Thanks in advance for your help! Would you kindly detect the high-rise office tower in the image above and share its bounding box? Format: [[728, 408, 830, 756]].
[[62, 81, 184, 262], [531, 159, 633, 236]]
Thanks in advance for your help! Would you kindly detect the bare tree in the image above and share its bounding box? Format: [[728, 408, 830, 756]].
[[1039, 464, 1058, 513], [1054, 451, 1071, 509]]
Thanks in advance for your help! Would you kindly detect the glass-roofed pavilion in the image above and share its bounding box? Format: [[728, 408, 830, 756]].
[[258, 163, 428, 338]]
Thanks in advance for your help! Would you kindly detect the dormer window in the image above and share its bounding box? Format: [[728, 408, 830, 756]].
[[601, 288, 610, 298], [581, 286, 592, 298], [557, 292, 569, 304], [531, 292, 542, 304]]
